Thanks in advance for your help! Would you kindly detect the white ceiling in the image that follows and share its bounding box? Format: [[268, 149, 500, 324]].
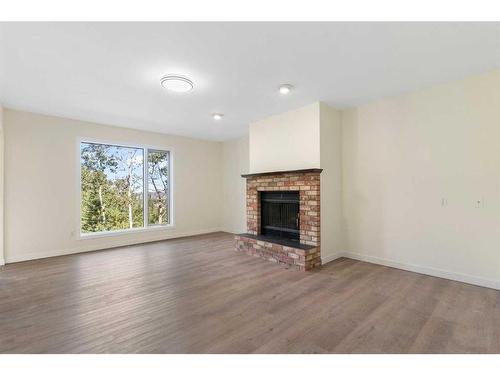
[[1, 22, 499, 141]]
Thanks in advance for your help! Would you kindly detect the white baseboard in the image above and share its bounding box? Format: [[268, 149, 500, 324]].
[[0, 257, 4, 266], [340, 251, 500, 291], [321, 252, 345, 265], [4, 227, 223, 264], [220, 227, 246, 235]]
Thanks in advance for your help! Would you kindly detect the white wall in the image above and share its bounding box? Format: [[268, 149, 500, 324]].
[[3, 109, 224, 263], [249, 103, 320, 173], [319, 103, 343, 262], [342, 69, 500, 289], [222, 135, 249, 234]]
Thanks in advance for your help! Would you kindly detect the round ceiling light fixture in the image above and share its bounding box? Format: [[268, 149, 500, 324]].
[[212, 113, 224, 120], [160, 74, 194, 93], [279, 84, 294, 95]]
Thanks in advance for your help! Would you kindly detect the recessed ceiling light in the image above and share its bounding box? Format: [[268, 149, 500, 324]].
[[279, 84, 294, 95], [160, 75, 194, 93], [212, 113, 224, 120]]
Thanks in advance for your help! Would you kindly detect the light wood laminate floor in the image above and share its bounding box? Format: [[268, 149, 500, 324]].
[[1, 232, 499, 353]]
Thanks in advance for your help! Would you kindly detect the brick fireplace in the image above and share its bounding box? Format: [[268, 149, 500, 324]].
[[235, 169, 322, 271]]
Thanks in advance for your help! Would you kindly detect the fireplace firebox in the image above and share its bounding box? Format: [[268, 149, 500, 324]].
[[260, 191, 300, 242]]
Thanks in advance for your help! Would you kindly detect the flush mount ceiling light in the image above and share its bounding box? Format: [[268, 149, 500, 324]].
[[160, 75, 194, 93], [212, 113, 224, 120], [279, 84, 294, 95]]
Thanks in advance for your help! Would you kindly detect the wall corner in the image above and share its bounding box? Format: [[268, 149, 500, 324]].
[[0, 104, 4, 265]]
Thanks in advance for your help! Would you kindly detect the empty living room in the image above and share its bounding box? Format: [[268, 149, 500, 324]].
[[1, 1, 500, 373]]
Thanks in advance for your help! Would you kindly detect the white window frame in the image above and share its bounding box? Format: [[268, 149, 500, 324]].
[[76, 138, 175, 239]]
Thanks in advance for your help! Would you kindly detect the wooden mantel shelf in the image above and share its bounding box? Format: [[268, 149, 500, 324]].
[[241, 168, 323, 178]]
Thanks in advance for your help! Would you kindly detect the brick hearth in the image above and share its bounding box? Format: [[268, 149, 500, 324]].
[[235, 169, 322, 271]]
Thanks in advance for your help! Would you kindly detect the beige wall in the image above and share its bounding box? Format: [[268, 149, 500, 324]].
[[0, 104, 4, 265], [249, 103, 321, 173], [222, 135, 249, 234], [3, 109, 224, 262], [342, 69, 500, 289], [319, 103, 343, 262]]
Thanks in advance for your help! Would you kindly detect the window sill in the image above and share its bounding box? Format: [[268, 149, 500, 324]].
[[77, 224, 175, 240]]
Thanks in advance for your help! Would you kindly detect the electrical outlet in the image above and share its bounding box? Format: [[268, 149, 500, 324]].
[[441, 198, 448, 207]]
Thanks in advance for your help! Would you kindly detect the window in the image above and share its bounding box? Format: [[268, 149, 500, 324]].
[[80, 141, 171, 235], [148, 150, 170, 225]]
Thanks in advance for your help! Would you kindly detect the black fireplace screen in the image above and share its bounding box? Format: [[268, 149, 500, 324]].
[[260, 191, 300, 241]]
